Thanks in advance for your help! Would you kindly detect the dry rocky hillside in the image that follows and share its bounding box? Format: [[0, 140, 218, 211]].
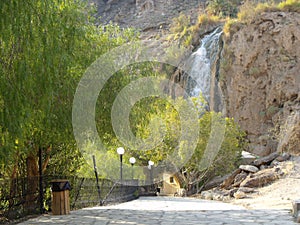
[[208, 10, 300, 212], [221, 11, 300, 157], [92, 0, 205, 30]]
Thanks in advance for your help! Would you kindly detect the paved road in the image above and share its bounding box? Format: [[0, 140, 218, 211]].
[[18, 197, 297, 225]]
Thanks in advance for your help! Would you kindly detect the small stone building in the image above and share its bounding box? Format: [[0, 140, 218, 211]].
[[159, 173, 185, 196]]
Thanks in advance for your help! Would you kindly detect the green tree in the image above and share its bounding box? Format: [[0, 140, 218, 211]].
[[96, 78, 246, 185], [0, 0, 136, 212], [178, 111, 246, 190], [129, 97, 246, 188]]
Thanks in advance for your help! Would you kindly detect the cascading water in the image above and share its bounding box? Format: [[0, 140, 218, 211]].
[[184, 27, 223, 111]]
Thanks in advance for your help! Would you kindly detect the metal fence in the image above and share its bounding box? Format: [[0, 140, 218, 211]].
[[0, 176, 139, 223]]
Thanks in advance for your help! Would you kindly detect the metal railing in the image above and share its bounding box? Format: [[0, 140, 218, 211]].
[[0, 176, 139, 223]]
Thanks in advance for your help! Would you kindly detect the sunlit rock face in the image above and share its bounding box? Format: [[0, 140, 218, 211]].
[[221, 11, 300, 156]]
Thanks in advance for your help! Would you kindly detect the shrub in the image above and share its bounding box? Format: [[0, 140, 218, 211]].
[[206, 0, 243, 18], [167, 13, 222, 47], [278, 0, 300, 12], [223, 18, 239, 36], [236, 0, 300, 24]]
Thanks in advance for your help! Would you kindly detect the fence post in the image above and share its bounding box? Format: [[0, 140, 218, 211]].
[[92, 155, 102, 205]]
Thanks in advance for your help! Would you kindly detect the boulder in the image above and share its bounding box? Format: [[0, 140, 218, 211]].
[[234, 191, 247, 199], [260, 164, 268, 170], [203, 175, 229, 190], [270, 160, 280, 166], [276, 153, 291, 162], [239, 165, 259, 173], [201, 191, 213, 200], [241, 151, 257, 165], [228, 188, 239, 197], [238, 187, 255, 194], [253, 152, 279, 167], [232, 171, 248, 187], [220, 169, 242, 189], [240, 168, 279, 188]]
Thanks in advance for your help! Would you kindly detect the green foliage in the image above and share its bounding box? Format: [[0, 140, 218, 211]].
[[95, 62, 165, 147], [181, 111, 246, 185], [167, 14, 193, 46], [190, 14, 222, 38], [96, 75, 245, 183], [95, 70, 246, 182], [223, 18, 239, 37], [167, 13, 222, 47], [128, 96, 182, 164], [0, 0, 137, 178], [278, 0, 300, 11], [237, 1, 274, 23], [197, 14, 221, 26], [206, 0, 243, 18], [0, 0, 247, 188], [170, 14, 191, 34]]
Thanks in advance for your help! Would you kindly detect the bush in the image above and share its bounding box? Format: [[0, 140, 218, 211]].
[[278, 0, 300, 12], [167, 13, 222, 47], [236, 0, 300, 24], [206, 0, 243, 18]]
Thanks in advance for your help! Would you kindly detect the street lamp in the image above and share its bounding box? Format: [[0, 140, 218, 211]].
[[148, 160, 154, 188], [129, 157, 136, 180], [117, 147, 125, 183], [148, 160, 154, 168]]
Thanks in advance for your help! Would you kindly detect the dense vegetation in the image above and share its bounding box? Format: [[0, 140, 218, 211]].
[[0, 1, 253, 218], [0, 0, 139, 215], [0, 0, 138, 179]]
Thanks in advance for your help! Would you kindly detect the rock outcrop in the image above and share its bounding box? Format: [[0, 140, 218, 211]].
[[221, 11, 300, 156], [92, 0, 205, 31]]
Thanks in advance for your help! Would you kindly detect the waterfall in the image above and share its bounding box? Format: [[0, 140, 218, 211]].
[[184, 27, 223, 111]]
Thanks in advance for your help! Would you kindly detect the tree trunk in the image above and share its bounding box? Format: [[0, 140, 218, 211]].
[[25, 152, 39, 214], [8, 163, 18, 210], [42, 146, 51, 173]]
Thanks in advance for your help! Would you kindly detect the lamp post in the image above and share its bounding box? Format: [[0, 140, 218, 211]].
[[117, 147, 125, 184], [148, 160, 154, 189], [129, 157, 136, 180]]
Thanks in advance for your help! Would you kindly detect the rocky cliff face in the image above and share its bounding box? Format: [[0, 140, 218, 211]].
[[221, 11, 300, 156], [92, 0, 205, 31]]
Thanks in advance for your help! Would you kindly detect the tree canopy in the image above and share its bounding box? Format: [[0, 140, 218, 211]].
[[0, 0, 137, 179], [0, 0, 247, 188]]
